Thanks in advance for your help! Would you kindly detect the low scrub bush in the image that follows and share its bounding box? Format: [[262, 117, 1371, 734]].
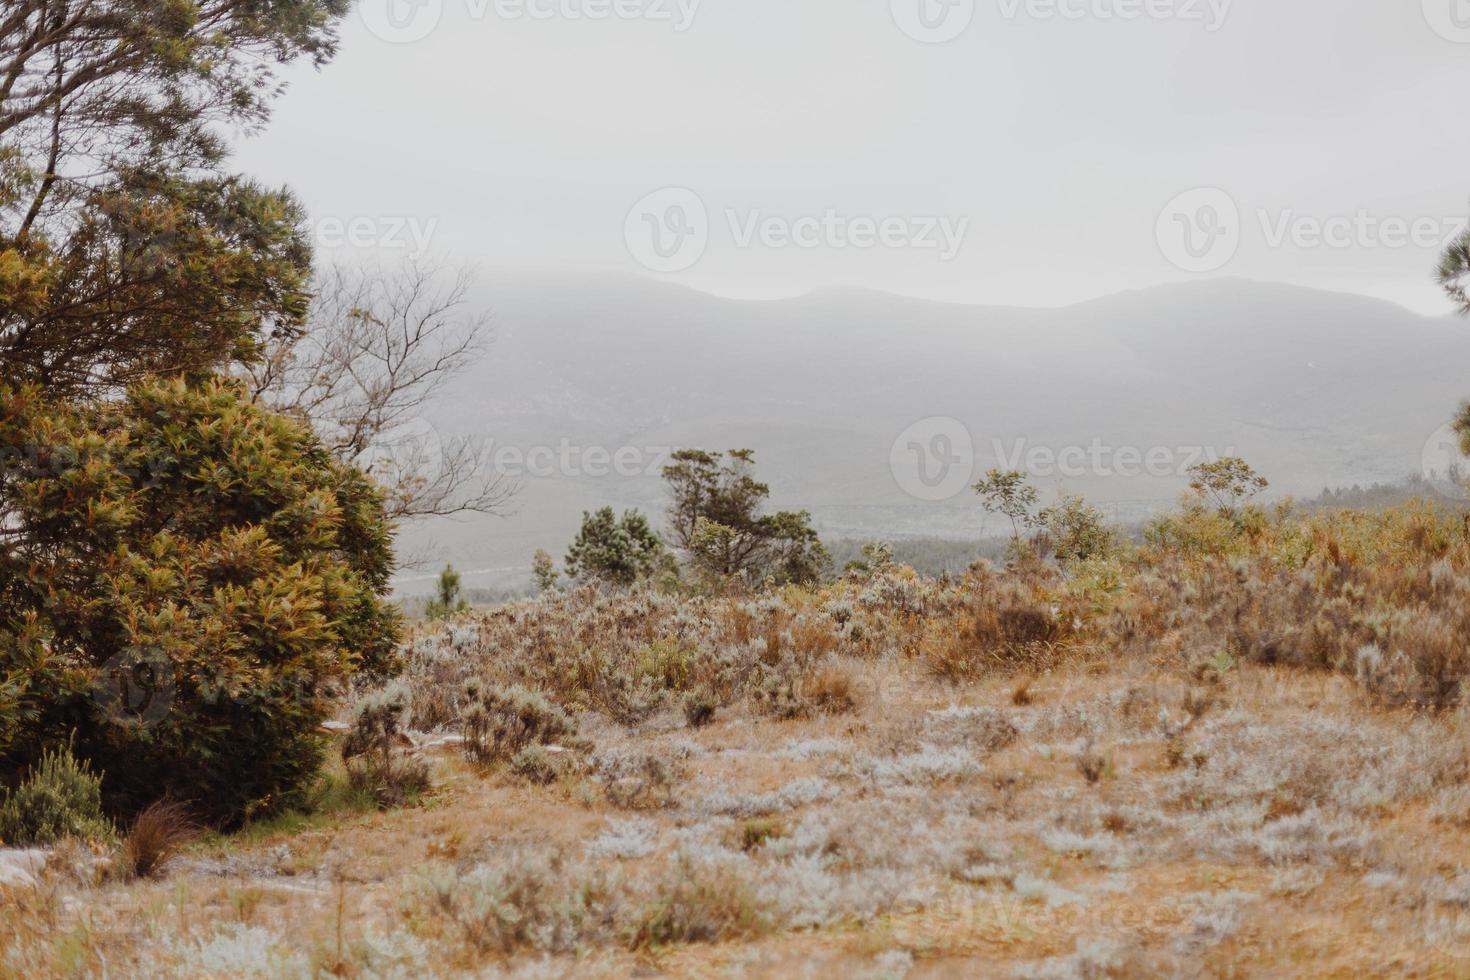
[[628, 856, 767, 949], [749, 657, 820, 720], [924, 564, 1074, 681], [596, 750, 684, 810], [799, 661, 861, 715], [0, 743, 114, 846], [682, 691, 717, 728], [510, 745, 561, 785], [461, 682, 576, 767], [419, 852, 609, 956], [738, 817, 788, 852], [342, 683, 430, 809], [401, 631, 479, 731], [387, 499, 1470, 741], [1107, 518, 1470, 708]]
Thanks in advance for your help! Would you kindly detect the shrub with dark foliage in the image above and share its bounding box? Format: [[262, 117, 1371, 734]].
[[564, 507, 665, 587], [0, 377, 401, 825]]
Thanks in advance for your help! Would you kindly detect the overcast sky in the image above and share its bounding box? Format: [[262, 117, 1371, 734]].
[[234, 0, 1470, 314]]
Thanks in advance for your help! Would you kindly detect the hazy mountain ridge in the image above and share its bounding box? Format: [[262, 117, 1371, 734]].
[[403, 276, 1469, 589]]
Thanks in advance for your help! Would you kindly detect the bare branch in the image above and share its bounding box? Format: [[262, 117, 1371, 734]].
[[245, 259, 516, 524]]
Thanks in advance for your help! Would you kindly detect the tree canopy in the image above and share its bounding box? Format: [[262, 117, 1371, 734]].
[[564, 507, 665, 586], [1, 0, 351, 394], [662, 449, 827, 586]]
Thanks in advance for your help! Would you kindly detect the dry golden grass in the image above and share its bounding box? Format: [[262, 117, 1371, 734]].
[[4, 650, 1469, 978], [11, 503, 1470, 976], [115, 800, 196, 882]]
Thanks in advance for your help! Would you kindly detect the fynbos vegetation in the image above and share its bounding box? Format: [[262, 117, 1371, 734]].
[[4, 1, 1470, 976]]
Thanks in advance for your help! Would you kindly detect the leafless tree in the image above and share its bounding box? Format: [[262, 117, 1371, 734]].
[[245, 260, 515, 522]]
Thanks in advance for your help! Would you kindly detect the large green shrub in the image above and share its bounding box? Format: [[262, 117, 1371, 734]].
[[0, 377, 401, 825], [0, 744, 114, 847]]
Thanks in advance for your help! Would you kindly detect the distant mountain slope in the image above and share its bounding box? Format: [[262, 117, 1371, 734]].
[[397, 276, 1470, 590]]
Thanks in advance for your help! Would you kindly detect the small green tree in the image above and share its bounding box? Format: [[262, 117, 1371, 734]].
[[759, 509, 831, 586], [531, 549, 559, 593], [1437, 233, 1470, 461], [1035, 493, 1118, 565], [1187, 457, 1268, 514], [2, 0, 349, 396], [844, 541, 896, 577], [1438, 226, 1470, 315], [687, 518, 742, 583], [425, 565, 470, 620], [565, 508, 665, 587], [972, 469, 1039, 547], [662, 449, 827, 585], [1452, 402, 1470, 459]]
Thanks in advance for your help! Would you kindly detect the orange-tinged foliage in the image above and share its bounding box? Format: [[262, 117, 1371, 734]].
[[0, 376, 400, 825]]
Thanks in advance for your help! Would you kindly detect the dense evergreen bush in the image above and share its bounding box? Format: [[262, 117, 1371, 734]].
[[564, 507, 666, 586], [0, 377, 401, 825]]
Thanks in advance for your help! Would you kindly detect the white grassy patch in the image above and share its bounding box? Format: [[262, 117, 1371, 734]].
[[777, 738, 853, 761], [1011, 938, 1120, 979], [695, 777, 840, 818], [1251, 809, 1371, 866], [855, 744, 983, 787], [757, 856, 918, 929], [587, 819, 658, 860], [1012, 872, 1086, 907], [863, 948, 915, 980], [923, 705, 1020, 752], [171, 924, 309, 978], [1170, 890, 1255, 955]]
